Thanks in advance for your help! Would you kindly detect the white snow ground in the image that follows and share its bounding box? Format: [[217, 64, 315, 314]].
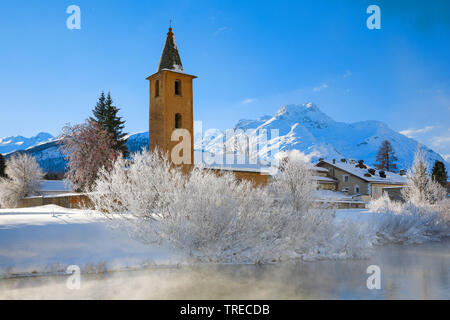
[[0, 205, 178, 277]]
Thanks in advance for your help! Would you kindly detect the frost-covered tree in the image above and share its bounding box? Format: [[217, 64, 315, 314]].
[[375, 140, 398, 172], [59, 119, 120, 191], [431, 160, 448, 189], [0, 153, 44, 208], [402, 150, 446, 205], [274, 155, 317, 212], [90, 92, 128, 157]]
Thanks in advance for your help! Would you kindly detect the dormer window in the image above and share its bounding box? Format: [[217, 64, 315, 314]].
[[155, 80, 160, 97], [174, 80, 182, 96]]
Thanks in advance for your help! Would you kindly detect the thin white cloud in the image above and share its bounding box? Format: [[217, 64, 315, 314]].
[[431, 135, 450, 148], [242, 98, 256, 105], [343, 70, 352, 78], [214, 26, 228, 36], [313, 83, 328, 92], [400, 126, 436, 138]]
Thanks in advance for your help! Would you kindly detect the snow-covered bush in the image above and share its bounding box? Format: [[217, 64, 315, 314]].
[[368, 194, 449, 244], [90, 150, 371, 263], [0, 154, 44, 208], [366, 150, 449, 244], [0, 180, 21, 208], [271, 155, 373, 260], [368, 193, 404, 214], [90, 150, 276, 263]]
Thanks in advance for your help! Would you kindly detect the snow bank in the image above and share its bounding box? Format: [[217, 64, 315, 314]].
[[0, 205, 179, 277]]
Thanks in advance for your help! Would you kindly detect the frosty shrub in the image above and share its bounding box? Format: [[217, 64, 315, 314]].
[[0, 154, 44, 208], [368, 193, 404, 215], [368, 193, 449, 244], [367, 150, 449, 244], [271, 155, 372, 260], [0, 180, 21, 208], [91, 149, 373, 263], [90, 150, 277, 263]]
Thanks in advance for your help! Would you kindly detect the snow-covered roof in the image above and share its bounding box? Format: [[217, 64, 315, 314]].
[[157, 27, 184, 73], [38, 180, 72, 192], [317, 160, 407, 184]]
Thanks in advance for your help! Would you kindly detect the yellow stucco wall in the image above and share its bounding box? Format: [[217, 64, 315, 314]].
[[147, 70, 196, 169], [208, 168, 269, 187], [371, 183, 404, 199]]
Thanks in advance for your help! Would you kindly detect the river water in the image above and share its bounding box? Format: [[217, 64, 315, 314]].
[[1, 239, 449, 299]]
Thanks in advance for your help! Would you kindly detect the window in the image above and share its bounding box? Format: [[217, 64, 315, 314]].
[[175, 113, 182, 129], [374, 186, 379, 195], [155, 80, 159, 97], [174, 80, 182, 96], [343, 175, 349, 182], [354, 185, 360, 194]]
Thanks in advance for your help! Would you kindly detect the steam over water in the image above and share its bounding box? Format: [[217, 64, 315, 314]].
[[1, 239, 449, 299]]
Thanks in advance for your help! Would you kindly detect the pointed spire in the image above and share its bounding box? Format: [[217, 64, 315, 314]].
[[157, 27, 184, 72]]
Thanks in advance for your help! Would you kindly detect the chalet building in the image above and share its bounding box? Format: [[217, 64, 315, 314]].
[[316, 159, 407, 201]]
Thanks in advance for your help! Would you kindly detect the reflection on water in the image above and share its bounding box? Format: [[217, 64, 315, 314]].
[[1, 239, 449, 299]]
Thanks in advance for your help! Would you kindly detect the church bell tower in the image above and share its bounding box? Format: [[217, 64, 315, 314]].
[[146, 27, 196, 168]]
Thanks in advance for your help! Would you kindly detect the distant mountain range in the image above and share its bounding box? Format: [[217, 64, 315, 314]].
[[2, 103, 448, 173], [1, 132, 150, 173], [196, 103, 447, 171], [0, 132, 54, 154]]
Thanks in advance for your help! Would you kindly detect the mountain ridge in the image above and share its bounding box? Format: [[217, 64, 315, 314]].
[[197, 102, 448, 172], [2, 103, 448, 173]]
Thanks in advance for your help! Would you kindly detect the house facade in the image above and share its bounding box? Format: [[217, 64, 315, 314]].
[[316, 159, 407, 201], [311, 167, 337, 190]]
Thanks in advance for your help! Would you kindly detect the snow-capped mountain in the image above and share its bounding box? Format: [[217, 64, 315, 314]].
[[196, 102, 448, 171], [3, 132, 150, 173], [3, 103, 447, 173], [0, 132, 54, 154]]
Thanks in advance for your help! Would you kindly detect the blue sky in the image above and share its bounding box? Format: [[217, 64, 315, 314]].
[[0, 0, 449, 158]]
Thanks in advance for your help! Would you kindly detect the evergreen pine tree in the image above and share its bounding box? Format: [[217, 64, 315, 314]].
[[91, 91, 128, 156], [0, 154, 6, 177], [375, 140, 398, 172], [431, 160, 448, 188]]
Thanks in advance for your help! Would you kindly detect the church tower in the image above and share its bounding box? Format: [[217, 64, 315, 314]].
[[146, 27, 196, 167]]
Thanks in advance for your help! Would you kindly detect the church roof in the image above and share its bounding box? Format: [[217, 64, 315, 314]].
[[157, 28, 184, 73]]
